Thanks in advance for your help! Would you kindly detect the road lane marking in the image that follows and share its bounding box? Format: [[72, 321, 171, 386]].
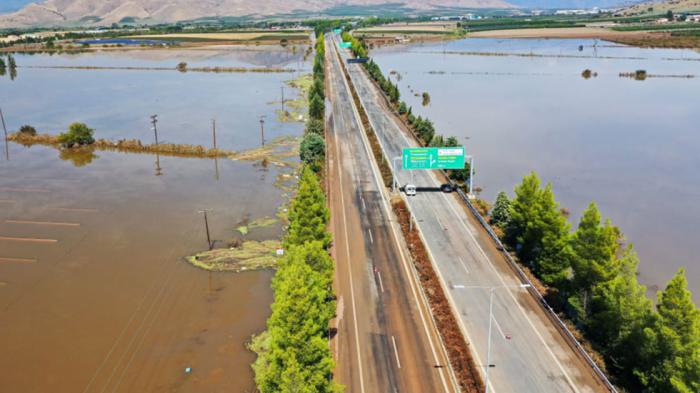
[[0, 236, 58, 244], [391, 336, 402, 369], [329, 46, 367, 393], [458, 257, 470, 274], [438, 191, 580, 392], [6, 219, 80, 227], [337, 40, 455, 392], [347, 52, 578, 392], [453, 284, 465, 289], [361, 196, 367, 211], [0, 257, 37, 264], [492, 314, 507, 340], [368, 229, 373, 244], [377, 271, 385, 293]]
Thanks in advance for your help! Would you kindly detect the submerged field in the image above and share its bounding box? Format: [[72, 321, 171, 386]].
[[371, 38, 700, 301], [0, 46, 308, 392]]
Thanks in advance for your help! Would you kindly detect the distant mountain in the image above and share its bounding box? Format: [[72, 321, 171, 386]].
[[0, 0, 513, 28], [508, 1, 638, 8]]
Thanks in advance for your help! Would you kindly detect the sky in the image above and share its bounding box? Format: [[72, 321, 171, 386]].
[[0, 0, 638, 14]]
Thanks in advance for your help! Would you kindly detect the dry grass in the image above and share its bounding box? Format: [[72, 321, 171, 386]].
[[392, 198, 484, 393]]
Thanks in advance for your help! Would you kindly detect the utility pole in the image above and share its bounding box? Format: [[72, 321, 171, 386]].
[[150, 114, 159, 146], [198, 209, 213, 250], [211, 119, 217, 150], [457, 284, 531, 393], [1, 107, 9, 161], [259, 116, 266, 146]]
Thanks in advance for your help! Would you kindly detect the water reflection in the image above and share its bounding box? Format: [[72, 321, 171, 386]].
[[58, 148, 98, 167]]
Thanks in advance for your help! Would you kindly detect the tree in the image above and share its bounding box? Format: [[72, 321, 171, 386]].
[[667, 10, 674, 20], [7, 55, 16, 70], [305, 118, 324, 136], [506, 172, 542, 258], [507, 173, 571, 286], [300, 133, 325, 165], [570, 202, 621, 318], [18, 125, 37, 136], [428, 134, 445, 147], [398, 101, 408, 115], [490, 191, 511, 228], [286, 167, 331, 248], [587, 246, 655, 387], [636, 269, 700, 392], [445, 136, 459, 147], [310, 75, 325, 100], [309, 93, 324, 120], [0, 58, 6, 71], [534, 185, 572, 286], [176, 62, 188, 72], [58, 122, 95, 147]]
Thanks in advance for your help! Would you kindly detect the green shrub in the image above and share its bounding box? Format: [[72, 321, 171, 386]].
[[300, 133, 325, 165], [58, 122, 95, 147], [305, 118, 324, 136], [18, 125, 37, 136]]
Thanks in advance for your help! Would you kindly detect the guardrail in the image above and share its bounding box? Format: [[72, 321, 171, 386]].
[[453, 187, 618, 393], [338, 36, 618, 392]]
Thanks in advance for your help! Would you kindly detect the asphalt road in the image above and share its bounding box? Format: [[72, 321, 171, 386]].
[[331, 34, 608, 393], [325, 36, 458, 393]]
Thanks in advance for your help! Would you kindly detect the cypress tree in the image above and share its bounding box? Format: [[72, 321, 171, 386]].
[[285, 166, 331, 248]]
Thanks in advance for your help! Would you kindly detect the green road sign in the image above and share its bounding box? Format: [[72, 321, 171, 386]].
[[333, 29, 342, 34], [402, 147, 466, 170], [339, 42, 352, 48]]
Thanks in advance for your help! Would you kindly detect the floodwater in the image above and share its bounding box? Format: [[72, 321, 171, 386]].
[[0, 47, 305, 392], [371, 38, 700, 301], [0, 45, 310, 150]]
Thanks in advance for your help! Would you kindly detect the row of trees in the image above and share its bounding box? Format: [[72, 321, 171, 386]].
[[251, 33, 340, 392], [300, 34, 327, 172], [344, 35, 471, 185], [340, 31, 367, 59], [490, 173, 699, 392], [252, 167, 339, 393]]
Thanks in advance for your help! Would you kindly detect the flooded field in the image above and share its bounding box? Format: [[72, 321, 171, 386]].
[[0, 47, 306, 392], [371, 38, 700, 300], [1, 45, 310, 150]]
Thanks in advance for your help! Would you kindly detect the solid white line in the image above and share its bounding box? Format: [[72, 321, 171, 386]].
[[329, 39, 367, 393], [459, 257, 470, 274], [377, 271, 385, 293], [453, 284, 465, 289], [439, 188, 580, 393], [391, 335, 402, 369], [333, 37, 455, 393], [492, 314, 507, 340], [368, 229, 374, 244], [361, 196, 367, 211]]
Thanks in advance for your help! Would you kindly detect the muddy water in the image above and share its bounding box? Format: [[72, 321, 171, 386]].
[[0, 47, 304, 392], [0, 46, 310, 150], [0, 143, 285, 392], [371, 38, 700, 300]]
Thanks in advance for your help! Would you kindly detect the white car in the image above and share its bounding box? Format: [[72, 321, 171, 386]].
[[405, 184, 417, 196]]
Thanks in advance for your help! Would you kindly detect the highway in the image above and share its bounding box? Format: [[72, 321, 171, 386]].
[[331, 34, 608, 393], [325, 36, 459, 393]]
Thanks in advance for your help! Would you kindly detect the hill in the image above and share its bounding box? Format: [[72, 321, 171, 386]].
[[0, 0, 513, 28], [618, 0, 700, 15]]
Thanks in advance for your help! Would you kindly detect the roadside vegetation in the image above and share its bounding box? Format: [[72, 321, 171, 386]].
[[250, 31, 341, 393], [490, 172, 700, 392], [343, 30, 471, 186]]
